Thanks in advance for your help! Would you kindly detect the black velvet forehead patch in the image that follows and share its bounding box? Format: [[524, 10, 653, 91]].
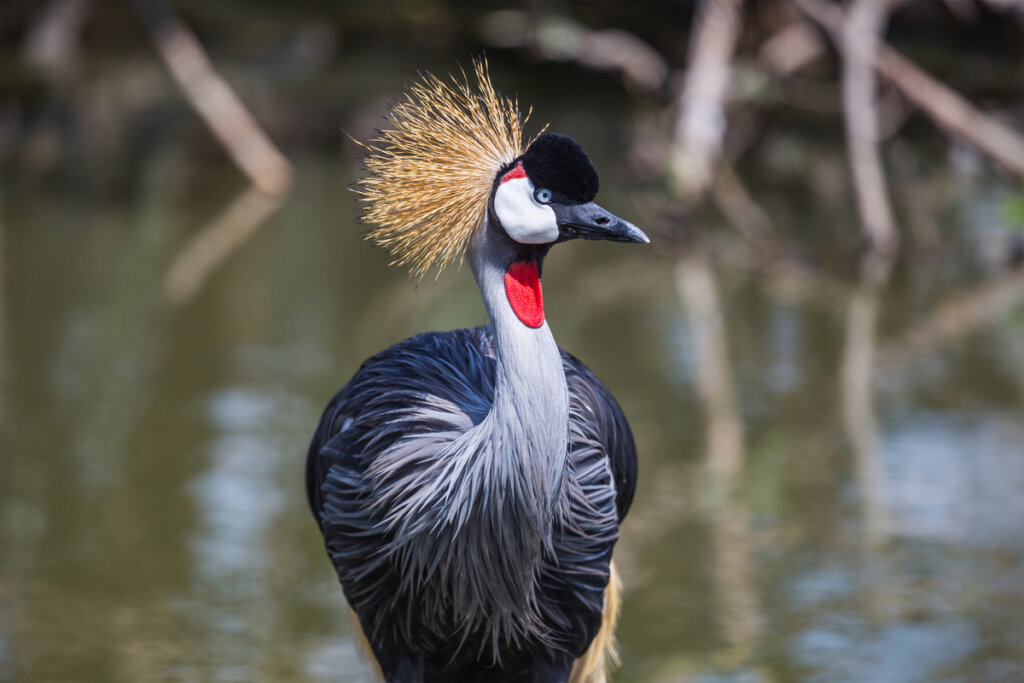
[[520, 132, 599, 203]]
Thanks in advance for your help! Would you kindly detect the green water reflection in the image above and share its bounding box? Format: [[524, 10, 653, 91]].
[[4, 115, 1024, 683]]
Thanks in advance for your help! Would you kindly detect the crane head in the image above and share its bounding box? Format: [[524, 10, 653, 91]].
[[356, 58, 646, 281], [494, 132, 648, 246]]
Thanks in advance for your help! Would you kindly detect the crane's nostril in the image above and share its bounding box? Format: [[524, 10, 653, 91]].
[[595, 216, 609, 226]]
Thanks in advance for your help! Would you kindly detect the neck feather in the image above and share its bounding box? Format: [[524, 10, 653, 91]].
[[378, 218, 571, 654], [469, 217, 569, 516], [394, 217, 566, 653]]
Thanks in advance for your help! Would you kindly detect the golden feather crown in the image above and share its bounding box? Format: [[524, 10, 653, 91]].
[[356, 59, 534, 279]]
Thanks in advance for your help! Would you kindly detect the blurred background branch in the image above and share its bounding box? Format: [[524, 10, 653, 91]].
[[669, 0, 743, 201], [795, 0, 1024, 179], [131, 0, 292, 197]]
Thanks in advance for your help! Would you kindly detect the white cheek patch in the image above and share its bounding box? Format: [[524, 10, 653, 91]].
[[494, 177, 559, 244]]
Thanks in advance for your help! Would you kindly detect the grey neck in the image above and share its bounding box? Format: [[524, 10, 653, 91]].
[[469, 215, 569, 524]]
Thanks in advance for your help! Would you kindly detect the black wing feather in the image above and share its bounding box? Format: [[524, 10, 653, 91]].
[[560, 351, 638, 521], [305, 327, 638, 678]]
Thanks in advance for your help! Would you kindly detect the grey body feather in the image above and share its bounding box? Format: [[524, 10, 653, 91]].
[[306, 217, 637, 680]]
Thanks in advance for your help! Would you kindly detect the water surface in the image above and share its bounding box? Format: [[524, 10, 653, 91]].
[[3, 75, 1023, 683]]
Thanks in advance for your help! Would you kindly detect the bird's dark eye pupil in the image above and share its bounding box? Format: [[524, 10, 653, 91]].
[[535, 188, 553, 204]]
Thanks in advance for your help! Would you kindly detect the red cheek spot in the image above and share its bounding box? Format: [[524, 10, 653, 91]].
[[504, 260, 544, 328], [500, 162, 527, 184]]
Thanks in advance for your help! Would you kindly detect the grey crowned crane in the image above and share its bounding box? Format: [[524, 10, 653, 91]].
[[306, 60, 647, 683]]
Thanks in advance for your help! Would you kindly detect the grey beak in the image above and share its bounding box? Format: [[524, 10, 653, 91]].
[[553, 201, 650, 244]]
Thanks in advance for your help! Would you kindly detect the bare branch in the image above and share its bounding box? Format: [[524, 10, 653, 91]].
[[710, 165, 776, 240], [133, 0, 293, 196], [478, 12, 668, 95], [875, 48, 1024, 177], [669, 0, 744, 200], [758, 20, 826, 76], [842, 0, 898, 260], [793, 0, 1024, 178], [23, 0, 92, 77]]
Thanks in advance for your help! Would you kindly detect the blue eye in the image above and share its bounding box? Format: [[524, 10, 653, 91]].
[[534, 188, 553, 204]]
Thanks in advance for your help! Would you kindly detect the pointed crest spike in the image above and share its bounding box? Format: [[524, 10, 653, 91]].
[[356, 58, 530, 279]]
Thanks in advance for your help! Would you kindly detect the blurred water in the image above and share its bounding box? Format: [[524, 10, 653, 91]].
[[3, 94, 1024, 683]]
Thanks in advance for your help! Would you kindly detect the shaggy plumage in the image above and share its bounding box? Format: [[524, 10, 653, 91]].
[[356, 59, 533, 279], [307, 327, 636, 680]]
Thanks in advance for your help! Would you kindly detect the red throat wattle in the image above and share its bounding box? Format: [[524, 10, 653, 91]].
[[504, 261, 544, 328]]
